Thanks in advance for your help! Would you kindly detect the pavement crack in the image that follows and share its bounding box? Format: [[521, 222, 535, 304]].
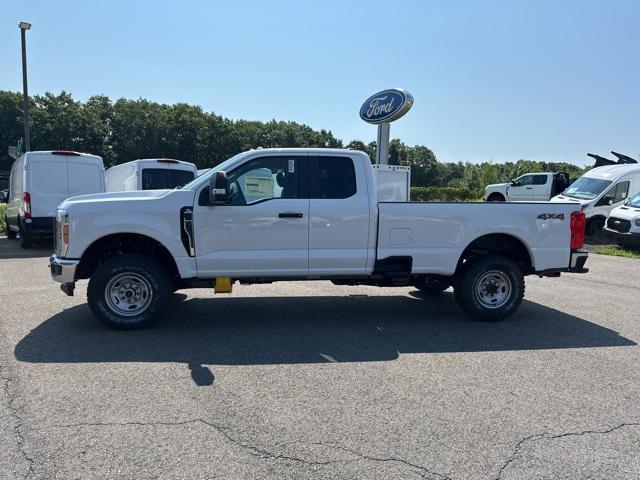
[[43, 419, 340, 467], [493, 422, 640, 480], [1, 364, 36, 480], [315, 442, 453, 480]]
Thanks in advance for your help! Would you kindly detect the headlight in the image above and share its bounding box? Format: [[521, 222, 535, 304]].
[[56, 209, 69, 257]]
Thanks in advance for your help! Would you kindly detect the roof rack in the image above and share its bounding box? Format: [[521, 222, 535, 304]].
[[587, 153, 616, 168], [611, 151, 638, 164]]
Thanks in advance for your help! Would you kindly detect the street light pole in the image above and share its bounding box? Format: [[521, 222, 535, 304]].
[[19, 22, 32, 152]]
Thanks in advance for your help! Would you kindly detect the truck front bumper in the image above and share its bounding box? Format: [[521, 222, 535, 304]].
[[603, 227, 640, 247], [50, 255, 80, 295]]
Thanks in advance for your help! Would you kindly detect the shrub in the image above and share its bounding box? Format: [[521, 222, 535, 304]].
[[410, 186, 481, 202]]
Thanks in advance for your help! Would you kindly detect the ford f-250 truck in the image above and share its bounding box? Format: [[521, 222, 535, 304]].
[[50, 148, 589, 329]]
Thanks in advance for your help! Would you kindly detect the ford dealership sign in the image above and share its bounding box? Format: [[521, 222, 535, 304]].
[[359, 89, 414, 124]]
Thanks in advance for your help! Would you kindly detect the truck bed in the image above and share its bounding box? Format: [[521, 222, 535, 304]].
[[377, 202, 581, 275]]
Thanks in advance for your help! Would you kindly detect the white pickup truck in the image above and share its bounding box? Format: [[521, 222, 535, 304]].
[[50, 148, 589, 328], [484, 172, 571, 202]]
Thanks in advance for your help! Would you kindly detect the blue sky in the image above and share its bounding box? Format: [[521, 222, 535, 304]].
[[2, 0, 639, 165]]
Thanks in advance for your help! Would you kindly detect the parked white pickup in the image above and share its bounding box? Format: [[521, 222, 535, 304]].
[[484, 172, 571, 202], [50, 148, 588, 328]]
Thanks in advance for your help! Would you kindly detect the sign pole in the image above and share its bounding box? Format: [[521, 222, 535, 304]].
[[376, 123, 390, 165]]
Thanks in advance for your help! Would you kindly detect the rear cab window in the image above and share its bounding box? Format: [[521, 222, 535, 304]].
[[310, 156, 357, 199]]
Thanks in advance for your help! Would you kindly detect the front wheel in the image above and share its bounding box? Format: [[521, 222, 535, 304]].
[[587, 218, 605, 236], [454, 255, 524, 322], [487, 193, 505, 202], [87, 254, 171, 329]]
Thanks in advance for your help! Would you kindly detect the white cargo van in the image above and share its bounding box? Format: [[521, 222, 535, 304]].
[[105, 159, 197, 192], [550, 164, 640, 235], [4, 151, 105, 248], [603, 191, 640, 247]]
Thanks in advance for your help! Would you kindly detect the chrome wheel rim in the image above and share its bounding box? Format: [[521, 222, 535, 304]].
[[474, 270, 511, 309], [105, 272, 153, 316]]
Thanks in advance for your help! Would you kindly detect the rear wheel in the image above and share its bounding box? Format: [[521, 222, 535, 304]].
[[87, 254, 171, 329], [6, 217, 17, 239], [454, 255, 524, 322], [19, 223, 32, 249]]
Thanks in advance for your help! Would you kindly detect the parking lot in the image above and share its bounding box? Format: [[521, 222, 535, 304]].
[[1, 237, 639, 480]]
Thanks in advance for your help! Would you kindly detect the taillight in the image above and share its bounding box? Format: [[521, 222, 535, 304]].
[[22, 192, 31, 219], [63, 224, 69, 244], [570, 211, 585, 250]]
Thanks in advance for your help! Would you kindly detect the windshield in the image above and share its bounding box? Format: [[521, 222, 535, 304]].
[[180, 152, 251, 190], [564, 177, 612, 200], [627, 192, 640, 208]]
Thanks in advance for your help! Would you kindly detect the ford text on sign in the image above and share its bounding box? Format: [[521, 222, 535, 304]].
[[359, 89, 414, 124]]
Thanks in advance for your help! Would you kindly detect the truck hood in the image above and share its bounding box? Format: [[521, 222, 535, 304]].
[[550, 194, 588, 206], [485, 182, 510, 193], [609, 205, 640, 221], [60, 190, 173, 208]]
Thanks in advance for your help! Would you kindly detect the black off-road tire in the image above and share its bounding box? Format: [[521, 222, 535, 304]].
[[454, 255, 525, 322], [6, 217, 17, 239], [19, 223, 32, 249], [487, 193, 505, 202], [587, 217, 605, 236], [414, 278, 450, 295], [87, 254, 171, 329]]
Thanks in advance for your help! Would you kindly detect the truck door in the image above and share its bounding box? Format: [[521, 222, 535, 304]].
[[530, 174, 551, 200], [508, 174, 535, 201], [193, 154, 310, 277], [308, 155, 370, 275]]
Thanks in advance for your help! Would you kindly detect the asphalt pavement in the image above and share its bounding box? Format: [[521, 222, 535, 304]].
[[1, 237, 639, 479]]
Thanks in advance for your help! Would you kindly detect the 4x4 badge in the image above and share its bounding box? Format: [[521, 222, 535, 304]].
[[537, 213, 565, 220]]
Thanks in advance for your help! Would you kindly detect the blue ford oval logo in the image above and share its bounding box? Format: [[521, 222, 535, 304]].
[[359, 88, 414, 124]]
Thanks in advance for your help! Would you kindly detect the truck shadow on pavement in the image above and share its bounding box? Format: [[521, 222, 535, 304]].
[[15, 291, 636, 386]]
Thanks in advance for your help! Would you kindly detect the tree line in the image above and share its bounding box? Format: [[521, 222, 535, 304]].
[[0, 90, 588, 198]]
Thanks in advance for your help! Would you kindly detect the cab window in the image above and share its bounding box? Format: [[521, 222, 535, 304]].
[[597, 181, 630, 206], [310, 156, 356, 199], [531, 175, 548, 185], [226, 156, 300, 205]]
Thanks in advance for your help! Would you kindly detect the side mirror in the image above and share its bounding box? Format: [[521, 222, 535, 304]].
[[0, 191, 7, 203], [510, 180, 519, 187], [209, 171, 229, 205]]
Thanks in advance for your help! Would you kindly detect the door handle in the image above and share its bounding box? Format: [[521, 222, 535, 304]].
[[526, 187, 533, 189], [278, 212, 303, 218]]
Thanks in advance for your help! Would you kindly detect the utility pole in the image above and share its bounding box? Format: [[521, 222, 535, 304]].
[[19, 22, 32, 152]]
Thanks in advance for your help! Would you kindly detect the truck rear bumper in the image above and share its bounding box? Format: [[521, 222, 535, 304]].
[[569, 250, 589, 272], [537, 250, 588, 276], [23, 217, 55, 237]]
